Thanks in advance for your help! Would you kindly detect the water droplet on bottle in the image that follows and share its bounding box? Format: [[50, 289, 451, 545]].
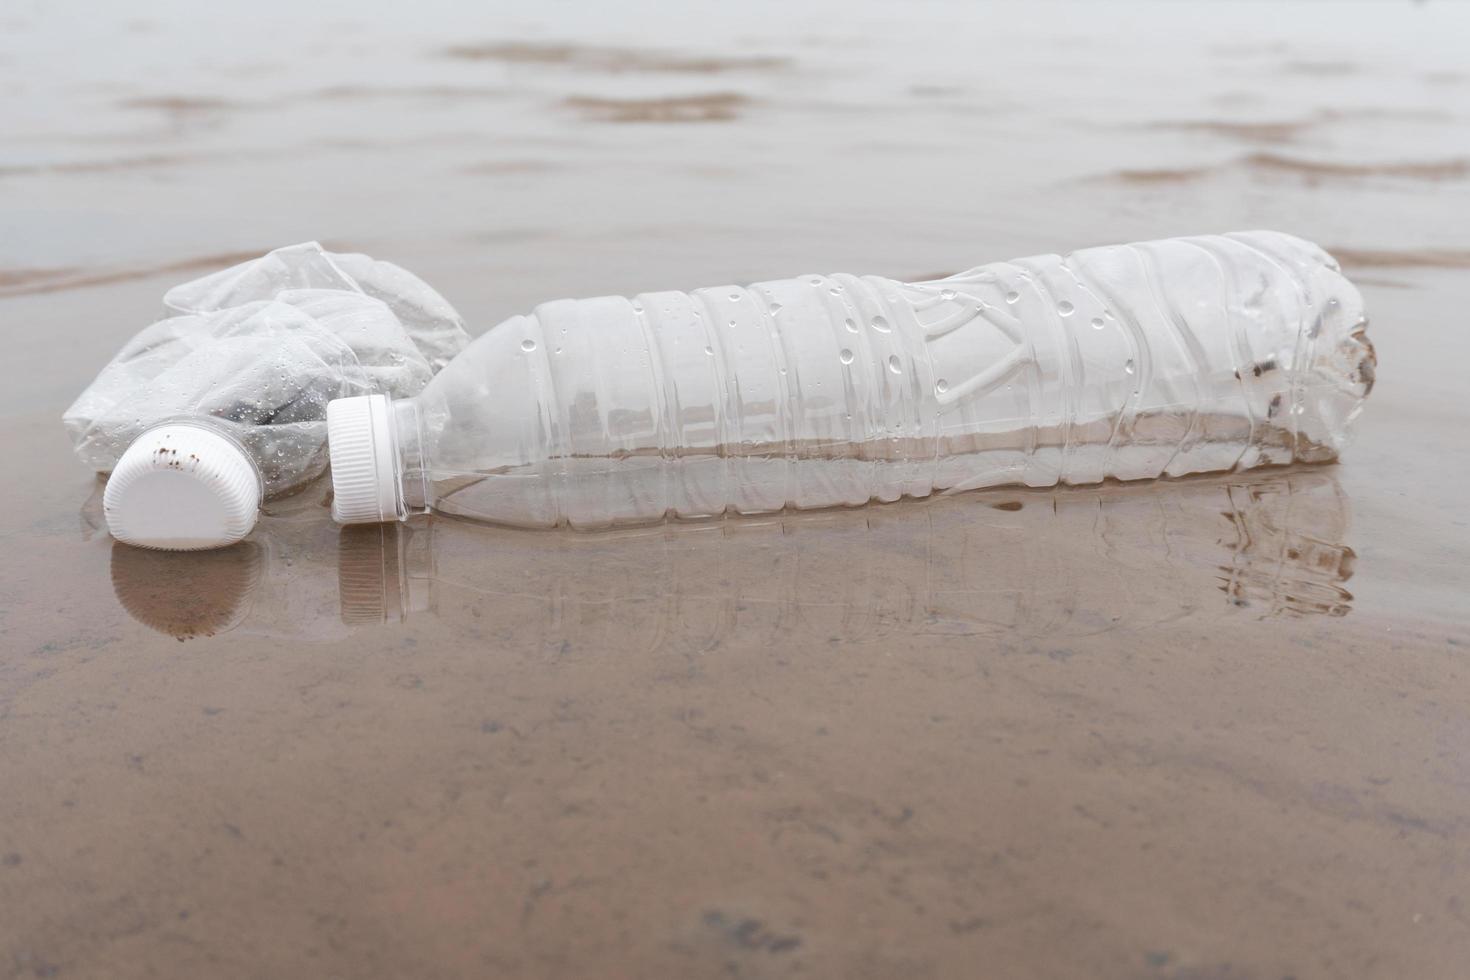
[[887, 354, 903, 375], [554, 346, 562, 355], [871, 315, 891, 333], [1124, 359, 1135, 375], [1090, 317, 1105, 330], [631, 301, 644, 314], [521, 339, 537, 352], [829, 284, 843, 295], [1057, 300, 1075, 317], [843, 318, 858, 333], [940, 289, 956, 301], [729, 319, 737, 328], [839, 348, 854, 364], [935, 378, 949, 394], [810, 277, 822, 286], [704, 345, 714, 356], [769, 302, 782, 315], [729, 292, 741, 302], [1005, 290, 1020, 304]]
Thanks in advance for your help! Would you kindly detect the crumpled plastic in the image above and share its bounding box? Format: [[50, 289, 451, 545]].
[[64, 242, 470, 497]]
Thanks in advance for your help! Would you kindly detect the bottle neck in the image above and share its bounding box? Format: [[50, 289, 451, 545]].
[[391, 396, 429, 517]]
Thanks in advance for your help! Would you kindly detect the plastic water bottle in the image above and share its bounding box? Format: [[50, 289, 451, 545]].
[[326, 231, 1374, 530]]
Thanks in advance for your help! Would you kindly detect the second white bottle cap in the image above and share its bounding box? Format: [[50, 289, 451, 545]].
[[327, 394, 403, 525], [104, 422, 262, 551]]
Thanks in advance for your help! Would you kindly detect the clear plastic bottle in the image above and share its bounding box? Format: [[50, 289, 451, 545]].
[[327, 231, 1374, 530]]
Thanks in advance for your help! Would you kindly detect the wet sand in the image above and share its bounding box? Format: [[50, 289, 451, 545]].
[[3, 2, 1470, 977]]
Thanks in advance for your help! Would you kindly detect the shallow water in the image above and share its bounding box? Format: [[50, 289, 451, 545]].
[[3, 2, 1470, 977]]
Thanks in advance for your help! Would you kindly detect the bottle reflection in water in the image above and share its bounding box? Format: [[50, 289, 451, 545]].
[[107, 517, 347, 642], [110, 541, 265, 640], [331, 470, 1356, 650], [337, 523, 432, 626], [107, 472, 1354, 644], [1218, 479, 1355, 617]]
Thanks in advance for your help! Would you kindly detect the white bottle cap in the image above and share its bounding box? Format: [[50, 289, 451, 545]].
[[104, 422, 263, 551], [327, 394, 403, 525]]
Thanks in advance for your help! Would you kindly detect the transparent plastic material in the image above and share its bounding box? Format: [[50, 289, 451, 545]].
[[93, 469, 1354, 641], [340, 231, 1375, 529], [64, 242, 469, 496]]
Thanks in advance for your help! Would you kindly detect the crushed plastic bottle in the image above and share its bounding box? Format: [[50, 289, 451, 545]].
[[66, 242, 469, 548], [328, 231, 1374, 530]]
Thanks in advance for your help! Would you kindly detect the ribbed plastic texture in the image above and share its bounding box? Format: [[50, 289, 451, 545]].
[[336, 526, 401, 624], [335, 524, 432, 625], [104, 423, 263, 549], [328, 395, 400, 524], [351, 231, 1375, 529], [110, 541, 265, 636]]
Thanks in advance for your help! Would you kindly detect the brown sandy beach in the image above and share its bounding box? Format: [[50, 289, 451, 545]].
[[3, 2, 1469, 977]]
